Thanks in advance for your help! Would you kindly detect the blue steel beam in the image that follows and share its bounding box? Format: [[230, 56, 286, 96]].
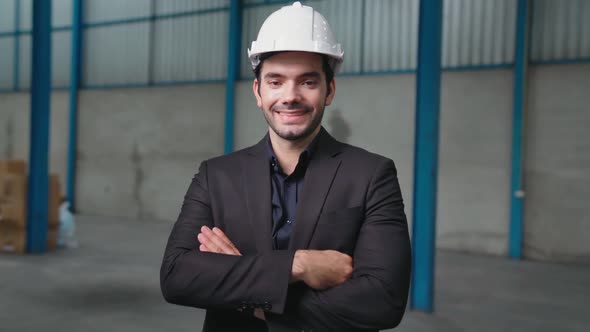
[[82, 7, 229, 28], [509, 0, 531, 259], [410, 0, 443, 313], [224, 0, 242, 154], [360, 0, 366, 74], [13, 0, 20, 90], [27, 0, 52, 253], [67, 0, 84, 210], [147, 0, 156, 85]]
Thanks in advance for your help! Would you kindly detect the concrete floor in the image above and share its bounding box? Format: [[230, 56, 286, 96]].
[[0, 215, 588, 332]]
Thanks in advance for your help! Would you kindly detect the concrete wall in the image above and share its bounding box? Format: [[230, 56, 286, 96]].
[[1, 64, 588, 263], [0, 85, 224, 223], [437, 69, 513, 256], [525, 64, 590, 263], [75, 85, 225, 222]]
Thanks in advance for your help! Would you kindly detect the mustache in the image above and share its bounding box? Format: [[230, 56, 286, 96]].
[[271, 103, 313, 112]]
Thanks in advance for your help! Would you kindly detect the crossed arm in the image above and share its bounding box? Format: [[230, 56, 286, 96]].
[[160, 159, 411, 330], [197, 226, 353, 321]]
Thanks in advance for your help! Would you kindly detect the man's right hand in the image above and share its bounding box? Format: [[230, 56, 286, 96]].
[[291, 250, 353, 290]]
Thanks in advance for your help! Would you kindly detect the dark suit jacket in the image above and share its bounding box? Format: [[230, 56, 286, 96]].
[[160, 128, 411, 332]]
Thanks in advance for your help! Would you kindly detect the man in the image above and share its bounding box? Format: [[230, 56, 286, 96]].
[[160, 2, 411, 331]]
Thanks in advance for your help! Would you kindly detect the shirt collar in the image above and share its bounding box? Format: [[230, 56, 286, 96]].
[[266, 130, 321, 173]]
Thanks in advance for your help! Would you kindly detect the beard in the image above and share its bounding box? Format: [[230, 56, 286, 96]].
[[263, 101, 325, 141]]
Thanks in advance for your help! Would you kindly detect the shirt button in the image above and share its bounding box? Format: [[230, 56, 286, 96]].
[[286, 220, 291, 224]]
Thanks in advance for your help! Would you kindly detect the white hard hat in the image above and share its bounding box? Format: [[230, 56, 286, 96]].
[[248, 1, 344, 74]]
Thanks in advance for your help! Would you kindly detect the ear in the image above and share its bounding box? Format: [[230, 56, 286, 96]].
[[252, 79, 262, 108], [325, 79, 336, 106]]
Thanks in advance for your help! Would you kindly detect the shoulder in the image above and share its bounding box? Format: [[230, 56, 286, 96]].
[[330, 142, 399, 182], [338, 142, 395, 168], [319, 128, 394, 170], [198, 144, 258, 172]]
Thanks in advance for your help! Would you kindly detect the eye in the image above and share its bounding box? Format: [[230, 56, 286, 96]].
[[302, 80, 318, 87], [267, 80, 282, 87]]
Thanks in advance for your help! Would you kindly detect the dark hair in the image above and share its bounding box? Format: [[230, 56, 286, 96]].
[[253, 52, 335, 94]]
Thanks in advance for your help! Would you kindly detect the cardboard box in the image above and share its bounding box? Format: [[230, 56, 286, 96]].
[[0, 174, 27, 201], [47, 228, 58, 251], [49, 174, 61, 226], [0, 200, 60, 228], [0, 199, 27, 228], [0, 225, 26, 254], [0, 174, 61, 227], [0, 225, 59, 254], [0, 160, 26, 175]]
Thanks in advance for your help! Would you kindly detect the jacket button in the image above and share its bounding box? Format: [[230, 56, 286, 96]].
[[263, 302, 272, 311]]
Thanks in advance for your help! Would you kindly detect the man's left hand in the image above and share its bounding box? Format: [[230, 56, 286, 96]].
[[197, 226, 241, 256]]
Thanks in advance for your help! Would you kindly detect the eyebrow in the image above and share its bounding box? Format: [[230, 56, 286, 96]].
[[263, 71, 322, 79], [263, 72, 285, 79], [300, 71, 321, 78]]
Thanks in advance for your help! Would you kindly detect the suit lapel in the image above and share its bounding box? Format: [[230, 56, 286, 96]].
[[243, 137, 274, 252], [289, 128, 343, 250]]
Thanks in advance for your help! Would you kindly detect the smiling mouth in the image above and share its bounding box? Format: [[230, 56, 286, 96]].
[[274, 110, 308, 116]]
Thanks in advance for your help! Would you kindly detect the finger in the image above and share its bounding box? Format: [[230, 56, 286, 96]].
[[197, 233, 218, 253], [212, 227, 241, 255], [201, 227, 236, 255], [199, 227, 240, 255], [199, 244, 211, 252], [205, 228, 236, 255], [211, 227, 234, 247]]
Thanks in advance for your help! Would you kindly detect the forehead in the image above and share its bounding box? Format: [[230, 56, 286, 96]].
[[260, 52, 324, 76]]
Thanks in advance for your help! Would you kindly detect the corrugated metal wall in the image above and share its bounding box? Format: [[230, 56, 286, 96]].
[[0, 0, 73, 89], [155, 0, 229, 14], [0, 0, 15, 89], [530, 0, 590, 62], [443, 0, 516, 68], [84, 22, 151, 86], [361, 0, 419, 72], [84, 0, 229, 86], [0, 37, 13, 90], [84, 0, 151, 23], [0, 0, 15, 31], [1, 0, 589, 91], [151, 11, 228, 83]]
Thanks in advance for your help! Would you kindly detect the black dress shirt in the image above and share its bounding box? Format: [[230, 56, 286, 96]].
[[267, 135, 319, 250]]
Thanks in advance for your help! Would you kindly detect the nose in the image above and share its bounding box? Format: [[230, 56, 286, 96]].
[[280, 82, 301, 105]]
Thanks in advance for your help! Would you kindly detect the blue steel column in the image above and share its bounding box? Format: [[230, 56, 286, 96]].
[[410, 0, 443, 313], [27, 0, 52, 253], [13, 0, 20, 90], [67, 0, 84, 209], [509, 0, 530, 259], [147, 0, 156, 85], [224, 0, 242, 154]]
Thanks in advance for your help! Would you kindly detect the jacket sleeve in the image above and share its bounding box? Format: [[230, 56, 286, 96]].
[[160, 161, 295, 315], [269, 159, 412, 331]]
